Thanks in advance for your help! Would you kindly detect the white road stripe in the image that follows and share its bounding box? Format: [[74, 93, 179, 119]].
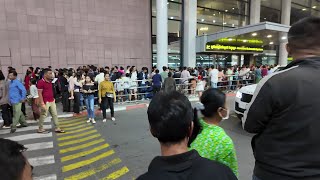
[[5, 132, 52, 142], [26, 118, 50, 124], [25, 142, 54, 151], [34, 174, 57, 180], [57, 114, 73, 118], [28, 155, 55, 167], [0, 125, 52, 135]]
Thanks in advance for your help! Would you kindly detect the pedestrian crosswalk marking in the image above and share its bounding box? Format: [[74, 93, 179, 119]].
[[60, 121, 85, 128], [62, 124, 88, 131], [57, 126, 94, 136], [61, 143, 110, 162], [25, 142, 54, 151], [64, 158, 122, 180], [27, 118, 50, 124], [29, 155, 55, 167], [58, 134, 101, 147], [34, 174, 57, 180], [100, 166, 130, 180], [57, 130, 98, 141], [59, 139, 105, 154], [0, 125, 52, 135], [62, 150, 115, 172], [59, 117, 87, 125], [5, 132, 52, 142]]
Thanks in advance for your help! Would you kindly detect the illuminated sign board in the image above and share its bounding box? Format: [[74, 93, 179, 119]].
[[217, 38, 263, 44], [206, 44, 264, 52]]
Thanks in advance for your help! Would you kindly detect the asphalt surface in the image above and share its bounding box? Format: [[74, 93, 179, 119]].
[[0, 96, 255, 180]]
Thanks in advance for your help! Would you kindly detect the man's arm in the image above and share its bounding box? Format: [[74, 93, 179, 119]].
[[243, 80, 274, 133], [17, 81, 27, 101]]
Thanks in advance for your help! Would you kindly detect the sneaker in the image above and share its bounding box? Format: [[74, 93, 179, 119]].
[[2, 125, 11, 129], [102, 119, 107, 122], [16, 123, 21, 128], [111, 117, 116, 121], [86, 118, 92, 123], [92, 119, 96, 124]]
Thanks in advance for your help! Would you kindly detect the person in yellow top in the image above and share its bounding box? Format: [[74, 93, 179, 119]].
[[99, 73, 116, 122]]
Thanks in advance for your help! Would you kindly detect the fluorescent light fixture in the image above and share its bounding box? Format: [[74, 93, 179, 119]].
[[252, 33, 257, 36], [232, 7, 235, 10], [219, 12, 221, 14], [167, 2, 169, 4], [281, 36, 287, 40], [302, 8, 307, 11], [228, 38, 233, 41], [223, 22, 227, 25], [312, 6, 317, 9], [213, 14, 216, 16], [201, 19, 205, 22], [213, 20, 216, 23], [170, 17, 174, 19], [264, 17, 267, 20], [243, 40, 248, 42], [199, 27, 208, 31], [269, 42, 274, 45], [267, 35, 272, 38], [232, 24, 235, 27], [225, 10, 228, 12]]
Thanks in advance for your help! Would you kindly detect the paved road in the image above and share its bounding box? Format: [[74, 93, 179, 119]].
[[0, 96, 255, 180]]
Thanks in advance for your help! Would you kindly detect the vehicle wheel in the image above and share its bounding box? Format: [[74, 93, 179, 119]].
[[236, 113, 243, 120]]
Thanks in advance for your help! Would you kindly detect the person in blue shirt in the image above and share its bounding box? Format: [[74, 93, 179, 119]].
[[152, 69, 162, 94], [8, 70, 28, 133]]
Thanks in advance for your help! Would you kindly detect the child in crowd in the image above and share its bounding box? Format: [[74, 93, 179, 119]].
[[29, 78, 40, 121]]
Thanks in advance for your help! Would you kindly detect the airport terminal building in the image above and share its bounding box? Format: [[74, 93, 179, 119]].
[[0, 0, 319, 74]]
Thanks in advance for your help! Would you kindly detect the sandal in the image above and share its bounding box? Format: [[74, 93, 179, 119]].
[[55, 129, 66, 133], [37, 129, 49, 134]]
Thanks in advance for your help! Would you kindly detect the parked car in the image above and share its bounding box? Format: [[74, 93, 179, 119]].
[[234, 66, 286, 119]]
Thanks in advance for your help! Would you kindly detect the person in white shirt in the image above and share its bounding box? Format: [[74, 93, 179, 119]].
[[29, 78, 40, 121], [94, 68, 105, 88], [209, 66, 219, 89]]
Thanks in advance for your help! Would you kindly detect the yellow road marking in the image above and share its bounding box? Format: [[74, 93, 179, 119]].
[[64, 158, 122, 180], [61, 143, 110, 162], [63, 124, 87, 131], [60, 121, 85, 128], [58, 130, 97, 141], [59, 139, 105, 154], [57, 126, 94, 136], [62, 150, 115, 172], [59, 118, 85, 125], [100, 166, 130, 180], [58, 134, 101, 147]]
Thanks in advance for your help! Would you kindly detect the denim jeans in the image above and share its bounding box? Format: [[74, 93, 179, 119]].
[[85, 94, 95, 119], [211, 82, 218, 89]]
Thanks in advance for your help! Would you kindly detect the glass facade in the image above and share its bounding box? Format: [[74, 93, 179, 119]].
[[150, 0, 320, 68]]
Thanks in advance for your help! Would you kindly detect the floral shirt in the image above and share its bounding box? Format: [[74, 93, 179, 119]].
[[190, 118, 239, 177]]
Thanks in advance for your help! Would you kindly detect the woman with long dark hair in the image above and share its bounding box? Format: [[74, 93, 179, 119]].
[[189, 88, 238, 177], [99, 73, 116, 122], [73, 72, 83, 114], [82, 75, 97, 123]]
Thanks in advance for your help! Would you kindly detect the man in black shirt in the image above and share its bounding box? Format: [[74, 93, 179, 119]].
[[137, 91, 237, 180]]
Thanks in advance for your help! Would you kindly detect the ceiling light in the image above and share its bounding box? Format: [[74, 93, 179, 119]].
[[228, 38, 233, 41], [269, 42, 274, 45], [243, 40, 248, 42], [201, 19, 205, 22], [252, 33, 257, 36], [312, 6, 317, 9], [167, 2, 169, 4], [302, 8, 307, 11], [213, 20, 216, 23], [225, 10, 228, 12], [199, 27, 208, 31], [264, 17, 267, 20], [281, 36, 287, 40], [213, 14, 216, 16], [170, 17, 174, 19], [232, 24, 235, 27], [232, 8, 235, 10], [219, 12, 221, 14], [267, 35, 272, 38], [223, 22, 227, 25]]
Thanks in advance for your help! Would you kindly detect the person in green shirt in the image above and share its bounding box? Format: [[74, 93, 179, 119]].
[[189, 88, 239, 177]]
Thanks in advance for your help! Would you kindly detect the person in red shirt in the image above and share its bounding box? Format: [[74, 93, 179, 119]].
[[37, 68, 65, 133]]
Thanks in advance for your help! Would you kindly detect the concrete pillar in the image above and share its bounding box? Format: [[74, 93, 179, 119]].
[[156, 0, 168, 71], [250, 0, 261, 24], [278, 0, 291, 66], [183, 0, 197, 67]]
